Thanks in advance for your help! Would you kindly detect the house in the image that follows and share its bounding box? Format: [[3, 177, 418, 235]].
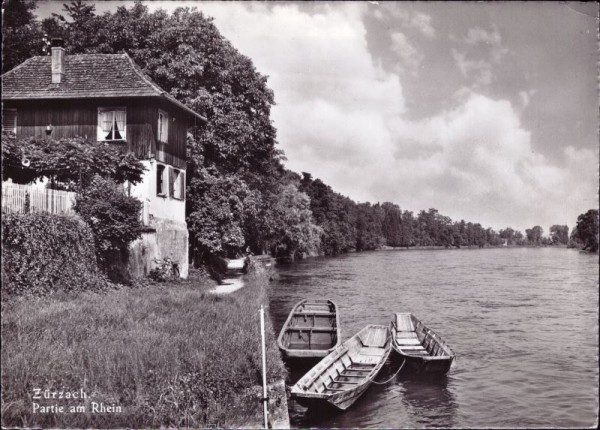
[[1, 39, 207, 278]]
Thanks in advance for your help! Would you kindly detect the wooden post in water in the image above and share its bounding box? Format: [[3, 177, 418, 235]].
[[260, 305, 269, 428]]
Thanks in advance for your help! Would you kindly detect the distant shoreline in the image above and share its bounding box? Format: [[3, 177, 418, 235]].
[[379, 244, 571, 251]]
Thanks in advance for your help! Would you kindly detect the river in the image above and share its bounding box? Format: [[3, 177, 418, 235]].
[[268, 248, 599, 428]]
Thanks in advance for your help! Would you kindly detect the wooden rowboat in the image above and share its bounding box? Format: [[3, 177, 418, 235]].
[[277, 299, 341, 359], [290, 324, 391, 410], [391, 313, 455, 374]]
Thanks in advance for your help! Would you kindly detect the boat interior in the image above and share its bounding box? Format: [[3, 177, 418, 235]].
[[282, 300, 338, 351], [299, 325, 389, 394], [393, 313, 453, 358]]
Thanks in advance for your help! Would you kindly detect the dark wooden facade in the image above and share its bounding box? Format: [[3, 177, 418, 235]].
[[4, 97, 190, 169]]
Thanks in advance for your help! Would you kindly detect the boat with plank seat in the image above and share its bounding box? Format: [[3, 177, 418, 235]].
[[277, 299, 341, 359], [391, 313, 455, 374], [290, 324, 391, 410]]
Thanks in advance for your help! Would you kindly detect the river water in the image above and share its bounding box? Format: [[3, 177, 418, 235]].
[[268, 248, 599, 428]]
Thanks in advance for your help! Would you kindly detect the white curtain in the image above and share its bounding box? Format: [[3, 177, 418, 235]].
[[114, 110, 126, 139]]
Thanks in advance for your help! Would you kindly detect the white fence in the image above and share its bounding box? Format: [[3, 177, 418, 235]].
[[2, 182, 76, 215]]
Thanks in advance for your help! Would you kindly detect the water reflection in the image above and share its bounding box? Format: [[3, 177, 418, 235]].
[[394, 366, 458, 428]]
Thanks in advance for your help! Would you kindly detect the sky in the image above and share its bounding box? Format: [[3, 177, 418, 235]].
[[35, 1, 599, 233]]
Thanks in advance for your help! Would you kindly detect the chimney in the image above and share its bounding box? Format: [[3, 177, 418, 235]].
[[51, 38, 65, 84]]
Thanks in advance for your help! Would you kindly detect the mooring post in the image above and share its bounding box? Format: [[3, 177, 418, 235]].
[[260, 305, 269, 428]]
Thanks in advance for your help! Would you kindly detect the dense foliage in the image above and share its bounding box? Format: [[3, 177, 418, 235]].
[[186, 167, 257, 257], [2, 131, 146, 281], [298, 173, 358, 254], [571, 209, 599, 252], [1, 212, 108, 298], [299, 172, 509, 252], [549, 225, 569, 246], [73, 175, 144, 275], [525, 226, 544, 246], [2, 133, 146, 188], [261, 183, 322, 258], [1, 0, 44, 73]]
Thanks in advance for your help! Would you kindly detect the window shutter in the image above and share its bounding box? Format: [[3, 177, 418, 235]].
[[180, 171, 185, 200], [158, 110, 168, 143], [156, 164, 166, 195], [163, 113, 168, 143], [2, 109, 17, 133], [97, 110, 104, 140], [169, 167, 175, 197], [158, 113, 163, 142]]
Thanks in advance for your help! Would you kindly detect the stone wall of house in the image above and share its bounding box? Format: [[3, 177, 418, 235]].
[[128, 219, 189, 279]]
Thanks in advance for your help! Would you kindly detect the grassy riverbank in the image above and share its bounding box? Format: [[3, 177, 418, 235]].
[[1, 265, 286, 428]]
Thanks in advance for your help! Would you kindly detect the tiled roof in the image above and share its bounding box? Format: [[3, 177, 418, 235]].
[[2, 53, 205, 121]]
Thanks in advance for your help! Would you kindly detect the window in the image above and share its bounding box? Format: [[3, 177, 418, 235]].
[[98, 108, 126, 141], [2, 109, 17, 134], [156, 164, 166, 196], [158, 109, 169, 143], [170, 168, 185, 200]]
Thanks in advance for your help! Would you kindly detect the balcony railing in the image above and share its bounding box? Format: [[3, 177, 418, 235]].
[[1, 182, 76, 215]]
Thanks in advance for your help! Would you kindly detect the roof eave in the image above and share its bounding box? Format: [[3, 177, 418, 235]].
[[2, 94, 207, 123], [161, 93, 207, 123]]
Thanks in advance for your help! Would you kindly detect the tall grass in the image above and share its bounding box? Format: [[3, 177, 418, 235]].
[[1, 267, 286, 428]]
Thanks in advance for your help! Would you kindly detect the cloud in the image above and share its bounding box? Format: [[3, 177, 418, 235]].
[[451, 25, 509, 88], [390, 32, 424, 76], [518, 89, 535, 109], [372, 5, 435, 38], [464, 26, 508, 62], [164, 2, 595, 232], [383, 92, 597, 230], [452, 50, 493, 86]]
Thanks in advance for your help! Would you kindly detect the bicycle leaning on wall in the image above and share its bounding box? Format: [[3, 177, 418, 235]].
[[150, 257, 180, 281]]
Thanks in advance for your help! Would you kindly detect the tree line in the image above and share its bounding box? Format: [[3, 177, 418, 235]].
[[3, 0, 598, 269], [296, 172, 598, 254]]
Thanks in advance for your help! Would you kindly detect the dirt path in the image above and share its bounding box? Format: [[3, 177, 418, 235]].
[[209, 258, 246, 294]]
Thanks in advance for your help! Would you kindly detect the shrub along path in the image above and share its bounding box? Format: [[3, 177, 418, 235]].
[[1, 264, 287, 428]]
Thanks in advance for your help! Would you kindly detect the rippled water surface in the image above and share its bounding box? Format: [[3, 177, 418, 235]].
[[268, 248, 599, 428]]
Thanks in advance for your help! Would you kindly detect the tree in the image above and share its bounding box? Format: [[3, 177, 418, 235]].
[[262, 184, 322, 259], [549, 225, 569, 245], [514, 230, 525, 246], [381, 202, 403, 247], [499, 227, 515, 245], [298, 173, 357, 255], [2, 0, 44, 73], [186, 167, 255, 258], [525, 226, 544, 246], [573, 209, 599, 252], [400, 210, 416, 247], [355, 203, 385, 251]]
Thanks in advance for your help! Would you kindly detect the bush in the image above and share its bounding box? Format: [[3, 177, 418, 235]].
[[74, 176, 143, 273], [1, 212, 109, 298]]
